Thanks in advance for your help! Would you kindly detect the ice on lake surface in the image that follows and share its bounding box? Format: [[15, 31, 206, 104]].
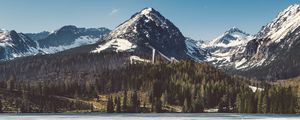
[[0, 113, 300, 120]]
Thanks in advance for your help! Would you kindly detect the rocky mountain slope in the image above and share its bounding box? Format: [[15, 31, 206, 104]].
[[227, 4, 300, 79], [231, 4, 300, 69], [0, 30, 39, 60]]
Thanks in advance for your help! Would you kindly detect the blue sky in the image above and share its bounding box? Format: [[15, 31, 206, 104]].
[[0, 0, 299, 41]]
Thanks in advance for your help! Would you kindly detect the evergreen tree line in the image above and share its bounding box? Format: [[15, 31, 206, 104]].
[[236, 86, 296, 114], [0, 60, 298, 113], [106, 91, 146, 113]]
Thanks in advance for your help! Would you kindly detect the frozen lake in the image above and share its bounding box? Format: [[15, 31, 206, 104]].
[[0, 113, 300, 120]]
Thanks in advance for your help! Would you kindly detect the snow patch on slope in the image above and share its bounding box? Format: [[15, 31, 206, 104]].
[[249, 85, 264, 92], [10, 47, 40, 58], [91, 39, 137, 53], [0, 30, 11, 43], [41, 36, 100, 54], [235, 58, 247, 69], [130, 55, 151, 63]]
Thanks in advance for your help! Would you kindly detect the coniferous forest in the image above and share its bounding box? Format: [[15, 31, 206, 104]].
[[2, 1, 300, 117], [0, 53, 298, 113]]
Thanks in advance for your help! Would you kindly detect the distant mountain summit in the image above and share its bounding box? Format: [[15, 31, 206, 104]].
[[0, 30, 39, 60], [92, 7, 206, 60], [209, 27, 251, 46]]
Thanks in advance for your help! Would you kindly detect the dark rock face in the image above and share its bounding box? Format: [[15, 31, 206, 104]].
[[232, 39, 260, 61], [10, 31, 37, 53], [0, 47, 6, 59], [38, 25, 110, 48]]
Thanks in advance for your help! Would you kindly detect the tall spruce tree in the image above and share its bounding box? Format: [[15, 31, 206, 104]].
[[122, 91, 128, 112], [154, 98, 163, 113], [107, 96, 114, 113], [116, 96, 121, 113], [0, 100, 2, 113], [182, 98, 190, 112], [256, 92, 263, 113]]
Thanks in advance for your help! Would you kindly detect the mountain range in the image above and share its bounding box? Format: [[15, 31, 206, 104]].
[[1, 5, 300, 80], [0, 26, 110, 60]]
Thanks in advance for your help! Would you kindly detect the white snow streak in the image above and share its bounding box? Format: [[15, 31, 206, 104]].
[[91, 39, 136, 53]]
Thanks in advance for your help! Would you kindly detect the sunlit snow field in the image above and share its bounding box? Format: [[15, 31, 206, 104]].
[[0, 113, 300, 120]]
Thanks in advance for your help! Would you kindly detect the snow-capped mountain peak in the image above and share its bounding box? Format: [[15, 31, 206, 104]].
[[140, 7, 154, 15], [207, 27, 252, 47], [226, 27, 248, 35], [105, 7, 169, 40], [93, 7, 194, 60], [257, 4, 300, 43]]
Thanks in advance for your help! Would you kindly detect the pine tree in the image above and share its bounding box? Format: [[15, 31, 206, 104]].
[[218, 95, 229, 112], [161, 91, 168, 106], [131, 91, 139, 112], [153, 98, 162, 113], [116, 96, 121, 113], [0, 100, 3, 113], [256, 92, 263, 113], [182, 98, 189, 112], [6, 75, 15, 91], [106, 96, 114, 113], [90, 103, 94, 112], [236, 93, 243, 113], [191, 95, 204, 113], [262, 92, 269, 113], [122, 91, 128, 112], [287, 86, 295, 113]]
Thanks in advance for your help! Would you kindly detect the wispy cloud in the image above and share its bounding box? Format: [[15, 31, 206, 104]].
[[109, 8, 119, 16]]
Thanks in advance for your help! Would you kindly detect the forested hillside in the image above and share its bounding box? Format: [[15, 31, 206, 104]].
[[0, 54, 297, 113], [0, 52, 131, 82]]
